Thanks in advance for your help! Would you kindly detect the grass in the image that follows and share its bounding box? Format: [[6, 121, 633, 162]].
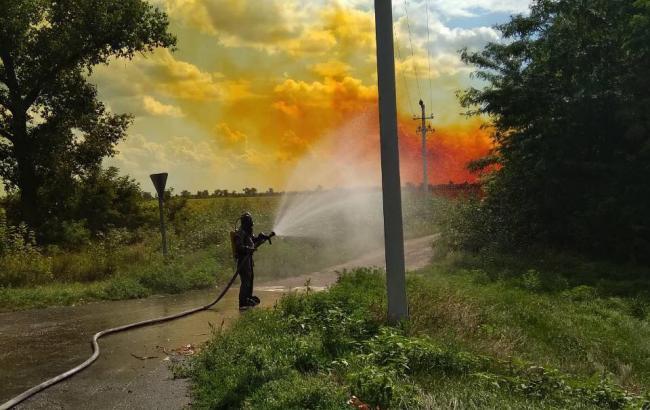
[[0, 197, 272, 311], [185, 258, 650, 409], [0, 248, 219, 310], [0, 194, 444, 311], [408, 260, 650, 391]]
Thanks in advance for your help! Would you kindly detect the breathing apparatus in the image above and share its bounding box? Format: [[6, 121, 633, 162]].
[[229, 212, 276, 259]]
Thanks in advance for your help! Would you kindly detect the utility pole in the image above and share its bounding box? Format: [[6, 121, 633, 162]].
[[413, 100, 434, 192], [374, 0, 408, 322]]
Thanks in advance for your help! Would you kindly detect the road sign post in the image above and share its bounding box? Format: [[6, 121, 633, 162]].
[[374, 0, 408, 322], [150, 173, 168, 257]]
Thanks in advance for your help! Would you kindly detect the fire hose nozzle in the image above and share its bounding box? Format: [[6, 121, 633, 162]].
[[259, 231, 276, 245]]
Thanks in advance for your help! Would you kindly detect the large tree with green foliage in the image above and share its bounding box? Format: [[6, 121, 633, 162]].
[[0, 0, 175, 235], [460, 0, 650, 262]]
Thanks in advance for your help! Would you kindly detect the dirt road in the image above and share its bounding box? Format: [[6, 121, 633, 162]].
[[0, 235, 436, 409]]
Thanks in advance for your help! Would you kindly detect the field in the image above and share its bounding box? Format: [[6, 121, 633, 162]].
[[0, 197, 269, 311], [185, 254, 650, 409], [0, 193, 444, 311]]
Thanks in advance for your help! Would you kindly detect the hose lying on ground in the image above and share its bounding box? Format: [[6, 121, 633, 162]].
[[1, 267, 242, 410]]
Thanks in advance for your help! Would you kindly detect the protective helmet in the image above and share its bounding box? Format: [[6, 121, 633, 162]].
[[240, 212, 253, 230]]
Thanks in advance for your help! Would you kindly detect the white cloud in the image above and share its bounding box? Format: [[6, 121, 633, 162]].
[[394, 0, 532, 18], [392, 3, 502, 80], [106, 134, 233, 192], [142, 95, 184, 117]]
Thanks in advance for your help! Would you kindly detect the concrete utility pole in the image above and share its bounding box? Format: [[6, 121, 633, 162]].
[[413, 100, 434, 192], [374, 0, 408, 322], [150, 173, 168, 257]]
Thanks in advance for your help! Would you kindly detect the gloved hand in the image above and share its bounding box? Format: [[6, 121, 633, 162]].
[[258, 231, 276, 244]]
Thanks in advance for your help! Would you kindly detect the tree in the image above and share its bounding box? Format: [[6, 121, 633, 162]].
[[459, 0, 650, 261], [0, 0, 175, 232], [242, 187, 257, 196], [75, 167, 145, 234]]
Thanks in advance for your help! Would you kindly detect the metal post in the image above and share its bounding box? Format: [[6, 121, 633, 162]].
[[157, 195, 168, 256], [150, 173, 169, 257], [374, 0, 408, 322]]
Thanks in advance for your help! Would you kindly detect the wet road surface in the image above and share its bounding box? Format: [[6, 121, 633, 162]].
[[0, 235, 436, 409]]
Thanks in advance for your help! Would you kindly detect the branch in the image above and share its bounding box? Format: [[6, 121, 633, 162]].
[[23, 44, 95, 109], [0, 125, 14, 142], [0, 49, 20, 101]]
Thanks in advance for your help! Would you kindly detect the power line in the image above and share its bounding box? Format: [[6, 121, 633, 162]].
[[425, 0, 434, 111], [402, 0, 422, 103], [394, 28, 416, 116]]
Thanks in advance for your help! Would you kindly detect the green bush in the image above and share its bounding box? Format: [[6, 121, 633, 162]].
[[103, 276, 150, 300], [243, 373, 348, 410], [53, 220, 92, 249], [521, 269, 543, 292], [0, 250, 52, 287], [0, 212, 52, 287], [629, 294, 649, 320], [563, 285, 599, 302]]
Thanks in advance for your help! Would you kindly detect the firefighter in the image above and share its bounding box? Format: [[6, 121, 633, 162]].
[[234, 212, 273, 310]]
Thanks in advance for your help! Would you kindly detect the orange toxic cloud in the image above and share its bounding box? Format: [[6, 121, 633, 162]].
[[397, 117, 494, 184], [314, 111, 494, 186]]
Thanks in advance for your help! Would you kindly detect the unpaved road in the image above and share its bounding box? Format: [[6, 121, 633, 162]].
[[0, 235, 436, 409]]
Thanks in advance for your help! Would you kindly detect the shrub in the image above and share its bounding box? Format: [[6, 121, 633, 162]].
[[242, 373, 348, 410], [57, 220, 92, 249], [0, 211, 52, 287], [103, 276, 150, 300], [563, 285, 599, 302], [522, 269, 543, 292], [629, 294, 649, 319]]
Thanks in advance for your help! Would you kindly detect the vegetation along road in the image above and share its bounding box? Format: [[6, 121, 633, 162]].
[[0, 235, 435, 409]]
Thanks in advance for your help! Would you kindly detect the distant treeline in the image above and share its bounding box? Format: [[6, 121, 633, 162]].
[[143, 187, 281, 200], [147, 182, 481, 200]]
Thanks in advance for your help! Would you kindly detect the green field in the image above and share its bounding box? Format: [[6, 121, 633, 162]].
[[0, 197, 273, 311], [0, 194, 443, 311]]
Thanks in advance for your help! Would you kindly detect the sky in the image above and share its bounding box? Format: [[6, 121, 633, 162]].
[[95, 0, 533, 193]]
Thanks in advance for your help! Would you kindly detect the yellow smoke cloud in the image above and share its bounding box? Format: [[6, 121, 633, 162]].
[[96, 0, 494, 191]]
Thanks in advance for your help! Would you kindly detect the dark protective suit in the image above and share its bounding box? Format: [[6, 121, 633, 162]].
[[234, 228, 265, 307]]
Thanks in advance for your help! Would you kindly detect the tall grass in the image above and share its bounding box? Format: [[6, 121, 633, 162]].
[[187, 269, 649, 408], [0, 194, 445, 311]]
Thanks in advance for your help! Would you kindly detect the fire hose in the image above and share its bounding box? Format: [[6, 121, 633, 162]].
[[1, 232, 275, 410]]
